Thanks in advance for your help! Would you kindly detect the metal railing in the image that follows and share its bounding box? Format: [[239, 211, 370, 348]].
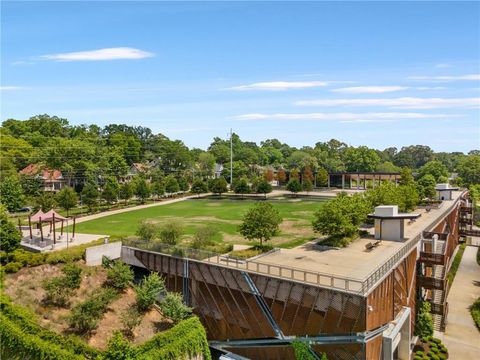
[[360, 190, 467, 295], [125, 190, 468, 297], [124, 239, 364, 294]]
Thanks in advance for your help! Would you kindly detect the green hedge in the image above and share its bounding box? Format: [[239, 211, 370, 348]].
[[0, 295, 99, 359], [471, 297, 480, 331], [1, 293, 211, 360], [447, 243, 466, 285], [0, 238, 111, 273], [136, 316, 211, 360]]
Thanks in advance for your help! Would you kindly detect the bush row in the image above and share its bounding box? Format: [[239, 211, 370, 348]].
[[1, 238, 109, 273], [0, 294, 99, 359]]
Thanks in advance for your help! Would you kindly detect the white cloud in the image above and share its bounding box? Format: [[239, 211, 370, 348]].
[[332, 86, 408, 94], [229, 112, 457, 122], [39, 47, 154, 61], [435, 63, 451, 68], [225, 81, 328, 91], [0, 86, 23, 91], [295, 97, 480, 109], [407, 74, 480, 81]]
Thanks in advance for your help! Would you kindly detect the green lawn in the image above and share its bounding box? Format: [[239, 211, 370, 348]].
[[73, 197, 325, 248]]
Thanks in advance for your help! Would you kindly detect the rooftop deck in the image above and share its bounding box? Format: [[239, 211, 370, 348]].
[[257, 190, 463, 293], [126, 191, 465, 296]]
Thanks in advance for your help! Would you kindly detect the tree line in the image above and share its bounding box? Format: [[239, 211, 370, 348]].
[[1, 114, 479, 213]]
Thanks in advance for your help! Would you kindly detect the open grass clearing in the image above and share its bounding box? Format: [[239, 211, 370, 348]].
[[72, 197, 325, 249]]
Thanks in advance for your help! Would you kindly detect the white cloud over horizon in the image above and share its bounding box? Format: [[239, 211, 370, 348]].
[[225, 81, 328, 91], [229, 112, 458, 122], [39, 47, 154, 61], [332, 86, 408, 94], [407, 74, 480, 81], [295, 97, 480, 109]]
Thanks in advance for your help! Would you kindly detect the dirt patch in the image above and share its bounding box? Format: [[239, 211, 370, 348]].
[[279, 220, 313, 236], [4, 262, 172, 350]]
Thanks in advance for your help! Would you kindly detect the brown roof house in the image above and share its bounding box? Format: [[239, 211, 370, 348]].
[[19, 164, 65, 192]]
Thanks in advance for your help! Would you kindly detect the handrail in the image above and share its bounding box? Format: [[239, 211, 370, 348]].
[[124, 190, 468, 297], [124, 240, 364, 294], [361, 190, 467, 295]]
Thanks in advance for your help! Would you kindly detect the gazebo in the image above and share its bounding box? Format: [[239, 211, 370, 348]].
[[26, 209, 76, 246]]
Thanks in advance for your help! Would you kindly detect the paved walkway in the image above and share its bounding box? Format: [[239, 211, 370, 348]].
[[437, 245, 480, 359]]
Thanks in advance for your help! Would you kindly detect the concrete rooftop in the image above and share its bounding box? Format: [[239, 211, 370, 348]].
[[255, 191, 463, 288]]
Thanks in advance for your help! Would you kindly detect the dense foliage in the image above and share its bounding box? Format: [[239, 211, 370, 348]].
[[0, 293, 210, 360], [159, 292, 193, 324], [135, 273, 166, 311], [1, 115, 477, 216], [414, 301, 434, 338], [106, 260, 134, 290], [239, 202, 282, 246]]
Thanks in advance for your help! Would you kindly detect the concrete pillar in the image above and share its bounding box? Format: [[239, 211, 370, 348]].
[[372, 174, 376, 189], [357, 174, 360, 190], [327, 174, 331, 188], [341, 174, 345, 189], [349, 175, 352, 189]]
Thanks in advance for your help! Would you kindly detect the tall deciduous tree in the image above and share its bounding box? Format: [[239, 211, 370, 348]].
[[277, 168, 287, 185], [56, 187, 78, 216], [0, 177, 25, 212], [0, 205, 22, 254], [234, 178, 250, 198], [302, 179, 313, 194], [239, 202, 282, 246], [134, 177, 151, 203], [191, 179, 208, 197], [164, 175, 180, 194], [209, 177, 228, 196], [417, 161, 449, 181], [315, 168, 329, 187], [102, 177, 120, 204], [118, 182, 133, 205], [417, 174, 437, 200], [286, 178, 302, 197], [81, 182, 99, 212], [256, 179, 273, 198], [457, 155, 480, 187]]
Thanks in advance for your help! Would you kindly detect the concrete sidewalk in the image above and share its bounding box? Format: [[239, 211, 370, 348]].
[[437, 245, 480, 359]]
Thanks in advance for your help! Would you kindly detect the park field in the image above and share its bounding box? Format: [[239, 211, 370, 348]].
[[73, 197, 326, 249]]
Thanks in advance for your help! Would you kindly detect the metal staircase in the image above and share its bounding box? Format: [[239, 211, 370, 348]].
[[418, 232, 449, 331]]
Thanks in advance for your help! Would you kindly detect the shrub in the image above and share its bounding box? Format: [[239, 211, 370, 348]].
[[106, 261, 134, 290], [431, 337, 442, 344], [62, 263, 82, 289], [158, 221, 183, 245], [136, 220, 158, 241], [120, 307, 142, 337], [239, 202, 282, 246], [470, 297, 480, 330], [431, 346, 440, 354], [43, 277, 75, 307], [135, 273, 165, 311], [69, 288, 118, 333], [415, 351, 424, 356], [428, 353, 439, 360], [4, 261, 22, 273], [414, 301, 434, 338], [101, 331, 137, 360], [159, 292, 193, 324], [191, 226, 217, 249], [438, 353, 447, 360]]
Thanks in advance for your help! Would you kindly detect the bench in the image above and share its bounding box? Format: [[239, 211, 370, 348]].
[[373, 240, 382, 247], [365, 242, 374, 251]]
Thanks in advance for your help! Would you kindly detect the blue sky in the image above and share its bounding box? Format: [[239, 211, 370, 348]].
[[1, 1, 479, 152]]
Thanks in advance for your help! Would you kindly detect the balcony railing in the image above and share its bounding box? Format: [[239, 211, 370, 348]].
[[419, 252, 446, 265], [418, 276, 447, 290], [430, 302, 448, 315]]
